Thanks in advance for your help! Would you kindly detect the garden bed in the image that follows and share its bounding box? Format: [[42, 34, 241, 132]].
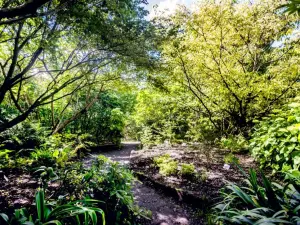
[[130, 143, 257, 208]]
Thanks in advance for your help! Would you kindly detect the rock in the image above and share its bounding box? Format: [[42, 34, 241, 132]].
[[223, 164, 230, 170]]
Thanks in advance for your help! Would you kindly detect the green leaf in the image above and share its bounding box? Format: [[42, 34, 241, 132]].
[[36, 189, 46, 222], [0, 213, 8, 223]]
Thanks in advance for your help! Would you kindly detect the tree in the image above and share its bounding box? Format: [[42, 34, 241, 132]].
[[0, 0, 156, 133], [0, 0, 54, 25], [161, 0, 300, 136]]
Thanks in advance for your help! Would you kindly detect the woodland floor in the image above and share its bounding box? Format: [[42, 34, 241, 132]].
[[84, 143, 204, 225], [0, 143, 256, 225]]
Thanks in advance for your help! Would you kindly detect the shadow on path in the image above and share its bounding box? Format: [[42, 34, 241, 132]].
[[85, 142, 203, 225]]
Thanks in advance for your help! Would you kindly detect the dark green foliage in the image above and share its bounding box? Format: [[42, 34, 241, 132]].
[[0, 122, 44, 152], [250, 102, 300, 175], [73, 91, 136, 145], [54, 156, 149, 224], [0, 189, 105, 225], [213, 169, 300, 224]]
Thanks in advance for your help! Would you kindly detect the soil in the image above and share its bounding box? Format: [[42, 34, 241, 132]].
[[0, 169, 37, 213], [130, 143, 256, 207]]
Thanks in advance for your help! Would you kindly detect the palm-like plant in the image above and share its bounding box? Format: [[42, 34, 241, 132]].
[[0, 189, 105, 225], [213, 169, 300, 224]]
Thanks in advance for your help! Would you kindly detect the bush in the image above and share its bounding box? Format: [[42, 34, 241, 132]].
[[180, 163, 196, 177], [153, 154, 171, 165], [0, 122, 44, 152], [0, 189, 105, 225], [30, 148, 57, 168], [153, 154, 178, 176], [159, 160, 178, 176], [220, 134, 248, 153], [250, 102, 300, 175], [55, 156, 149, 224], [213, 169, 300, 224], [224, 153, 239, 165]]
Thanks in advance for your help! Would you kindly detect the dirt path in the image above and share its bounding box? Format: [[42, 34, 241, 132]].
[[85, 143, 203, 225]]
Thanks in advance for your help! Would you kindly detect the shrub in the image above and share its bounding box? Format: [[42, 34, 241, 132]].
[[0, 122, 44, 151], [213, 168, 300, 224], [153, 154, 178, 176], [55, 156, 149, 224], [220, 134, 248, 153], [159, 160, 178, 176], [180, 163, 196, 177], [0, 189, 105, 225], [224, 153, 239, 165], [250, 102, 300, 175], [30, 148, 57, 168], [72, 133, 96, 159], [153, 154, 171, 165]]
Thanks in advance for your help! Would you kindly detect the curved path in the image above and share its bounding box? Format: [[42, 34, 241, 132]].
[[85, 143, 202, 225]]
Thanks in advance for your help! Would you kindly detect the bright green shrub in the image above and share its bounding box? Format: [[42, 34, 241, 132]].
[[153, 154, 171, 165], [180, 163, 196, 177], [250, 102, 300, 175], [213, 169, 300, 224], [224, 153, 239, 164], [220, 134, 248, 153], [159, 160, 178, 176], [30, 148, 57, 168], [153, 154, 178, 176]]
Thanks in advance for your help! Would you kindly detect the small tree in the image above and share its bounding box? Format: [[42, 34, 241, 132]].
[[161, 0, 300, 136]]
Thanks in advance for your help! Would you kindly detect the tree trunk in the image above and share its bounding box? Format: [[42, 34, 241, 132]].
[[52, 94, 100, 135]]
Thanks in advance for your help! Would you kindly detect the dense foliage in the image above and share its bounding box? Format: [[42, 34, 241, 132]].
[[154, 0, 299, 138], [0, 189, 105, 225], [250, 101, 300, 175], [0, 152, 150, 224], [213, 169, 300, 225]]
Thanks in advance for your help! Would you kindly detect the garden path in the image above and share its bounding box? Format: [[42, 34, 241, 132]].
[[85, 143, 203, 225]]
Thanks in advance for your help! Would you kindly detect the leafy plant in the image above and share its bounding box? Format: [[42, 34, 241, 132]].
[[0, 149, 12, 168], [153, 154, 172, 165], [153, 154, 178, 176], [159, 161, 178, 176], [31, 148, 57, 168], [220, 135, 249, 153], [224, 153, 239, 165], [250, 102, 300, 175], [180, 163, 196, 177], [213, 168, 300, 224], [34, 166, 58, 189], [55, 156, 149, 224], [0, 189, 105, 225]]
